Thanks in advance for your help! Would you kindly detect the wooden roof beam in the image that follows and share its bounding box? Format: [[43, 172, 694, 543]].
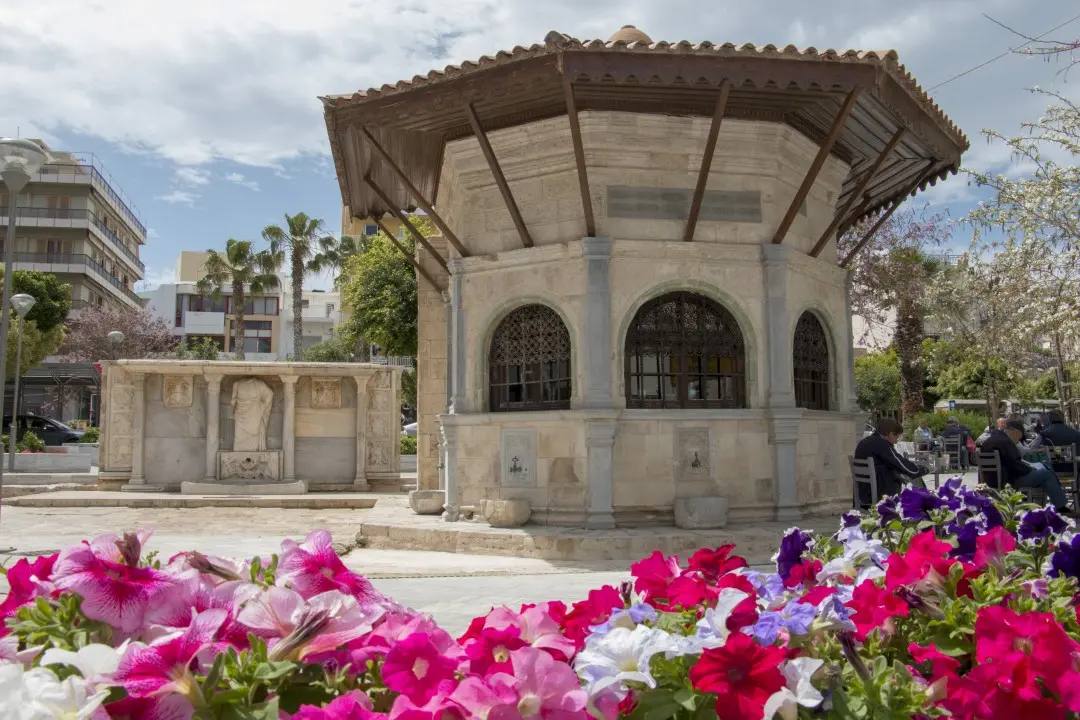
[[364, 173, 450, 274], [563, 74, 596, 237], [684, 81, 731, 242], [464, 102, 533, 248], [839, 160, 937, 268], [373, 216, 444, 292], [810, 126, 905, 258], [359, 127, 470, 258], [771, 88, 860, 245]]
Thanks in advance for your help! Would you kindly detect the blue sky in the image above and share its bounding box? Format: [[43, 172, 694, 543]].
[[3, 0, 1077, 291]]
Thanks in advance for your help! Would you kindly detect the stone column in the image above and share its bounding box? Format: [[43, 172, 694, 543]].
[[354, 374, 370, 490], [582, 237, 614, 408], [842, 269, 860, 412], [440, 420, 460, 521], [761, 245, 802, 521], [203, 374, 222, 482], [280, 376, 299, 483], [448, 259, 467, 414], [127, 372, 147, 486], [585, 420, 618, 528]]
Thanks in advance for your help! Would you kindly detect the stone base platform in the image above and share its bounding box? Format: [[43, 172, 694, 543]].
[[180, 480, 307, 495], [3, 490, 378, 510]]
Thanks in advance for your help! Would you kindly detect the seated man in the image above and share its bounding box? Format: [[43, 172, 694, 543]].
[[1039, 409, 1080, 478], [854, 417, 929, 507], [982, 420, 1070, 511], [941, 417, 970, 469]]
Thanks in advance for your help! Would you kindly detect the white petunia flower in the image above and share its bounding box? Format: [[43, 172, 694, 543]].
[[762, 657, 825, 720], [693, 588, 749, 649], [0, 662, 109, 720], [574, 625, 682, 699], [41, 642, 127, 687]]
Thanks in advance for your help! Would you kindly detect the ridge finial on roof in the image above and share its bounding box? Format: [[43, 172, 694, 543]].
[[607, 25, 652, 44]]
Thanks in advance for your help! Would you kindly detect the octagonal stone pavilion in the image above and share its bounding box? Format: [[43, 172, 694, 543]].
[[322, 26, 967, 527]]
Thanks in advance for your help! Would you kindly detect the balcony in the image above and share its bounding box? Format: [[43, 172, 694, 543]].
[[184, 311, 226, 335], [0, 207, 146, 274], [31, 156, 146, 238], [301, 308, 340, 323], [8, 252, 142, 307]]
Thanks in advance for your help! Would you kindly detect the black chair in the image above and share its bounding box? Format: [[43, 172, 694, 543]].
[[976, 449, 1003, 490], [943, 436, 963, 471], [849, 455, 878, 510]]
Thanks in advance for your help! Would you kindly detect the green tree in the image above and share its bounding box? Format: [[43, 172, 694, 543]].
[[175, 336, 220, 361], [314, 235, 368, 289], [340, 219, 429, 358], [195, 239, 281, 360], [854, 349, 901, 414], [300, 335, 369, 363], [0, 269, 72, 332], [262, 212, 335, 359], [5, 316, 65, 381], [400, 368, 416, 412]]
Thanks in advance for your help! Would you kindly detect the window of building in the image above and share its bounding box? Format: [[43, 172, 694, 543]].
[[187, 295, 227, 313], [243, 337, 272, 354], [488, 304, 572, 412], [301, 299, 310, 308], [226, 297, 278, 315], [326, 304, 335, 317], [363, 224, 379, 237], [624, 292, 747, 409], [243, 320, 273, 338], [793, 311, 830, 411]]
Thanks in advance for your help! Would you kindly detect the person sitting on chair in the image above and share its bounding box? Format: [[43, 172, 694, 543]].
[[1038, 409, 1080, 479], [914, 418, 934, 450], [854, 417, 929, 505], [982, 419, 1071, 512]]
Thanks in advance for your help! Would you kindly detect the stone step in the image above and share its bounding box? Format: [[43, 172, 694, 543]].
[[4, 490, 380, 509]]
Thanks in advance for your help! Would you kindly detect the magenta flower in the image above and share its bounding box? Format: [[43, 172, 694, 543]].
[[450, 675, 519, 719], [290, 691, 387, 719], [0, 553, 56, 637], [387, 683, 460, 720], [350, 612, 464, 670], [114, 608, 227, 716], [237, 587, 383, 661], [505, 646, 589, 718], [52, 531, 175, 634], [381, 632, 460, 705], [143, 573, 260, 649], [279, 530, 379, 605], [483, 606, 576, 662]]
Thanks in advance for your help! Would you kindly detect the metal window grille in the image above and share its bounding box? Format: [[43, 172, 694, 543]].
[[624, 292, 747, 409], [793, 312, 830, 411], [488, 305, 572, 412]]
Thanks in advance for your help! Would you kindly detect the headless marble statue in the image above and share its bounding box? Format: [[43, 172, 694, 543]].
[[230, 377, 273, 451]]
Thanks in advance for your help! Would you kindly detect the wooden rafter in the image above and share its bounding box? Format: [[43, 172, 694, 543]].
[[810, 127, 906, 258], [365, 173, 450, 274], [839, 160, 937, 268], [359, 127, 470, 257], [684, 81, 731, 242], [464, 102, 533, 248], [836, 194, 873, 240], [771, 88, 861, 245], [563, 74, 595, 237], [374, 216, 444, 291]]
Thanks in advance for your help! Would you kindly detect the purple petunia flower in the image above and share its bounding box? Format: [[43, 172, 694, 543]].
[[877, 496, 900, 525], [949, 521, 982, 561], [961, 489, 1004, 529], [744, 571, 786, 606], [1018, 506, 1072, 542], [899, 487, 947, 522], [841, 512, 862, 528], [936, 476, 965, 510], [775, 528, 814, 581], [751, 602, 818, 645], [1051, 534, 1080, 579]]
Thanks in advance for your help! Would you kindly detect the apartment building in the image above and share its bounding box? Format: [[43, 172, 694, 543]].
[[0, 141, 146, 309], [341, 207, 405, 241], [278, 288, 343, 356], [142, 251, 283, 360]]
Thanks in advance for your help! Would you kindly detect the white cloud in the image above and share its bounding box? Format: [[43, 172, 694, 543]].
[[174, 167, 210, 186], [225, 172, 259, 191], [157, 190, 197, 205]]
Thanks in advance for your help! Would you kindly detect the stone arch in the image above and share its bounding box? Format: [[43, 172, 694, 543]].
[[790, 305, 840, 411]]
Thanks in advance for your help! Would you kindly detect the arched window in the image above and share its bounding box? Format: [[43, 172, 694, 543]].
[[488, 305, 572, 412], [624, 292, 746, 409], [793, 311, 830, 411]]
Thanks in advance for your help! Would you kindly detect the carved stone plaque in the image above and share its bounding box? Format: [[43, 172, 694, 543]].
[[311, 377, 341, 409], [500, 428, 537, 488], [368, 413, 388, 437], [108, 383, 135, 467], [675, 428, 712, 484], [162, 375, 193, 408], [367, 440, 391, 468], [218, 450, 281, 482], [606, 186, 762, 223]]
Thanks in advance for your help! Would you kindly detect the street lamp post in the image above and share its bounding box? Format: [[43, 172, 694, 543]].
[[0, 139, 50, 528], [107, 330, 124, 360], [8, 293, 36, 472]]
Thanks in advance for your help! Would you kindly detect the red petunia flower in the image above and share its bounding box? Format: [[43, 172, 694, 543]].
[[783, 559, 822, 589], [908, 642, 960, 681], [845, 580, 909, 642], [688, 545, 748, 581], [690, 632, 787, 720], [629, 551, 681, 604], [561, 585, 623, 648], [884, 530, 954, 591]]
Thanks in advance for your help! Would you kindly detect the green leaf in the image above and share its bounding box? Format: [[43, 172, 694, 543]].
[[673, 688, 697, 711], [208, 688, 250, 706]]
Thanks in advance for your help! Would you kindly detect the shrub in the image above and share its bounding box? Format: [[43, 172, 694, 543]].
[[80, 427, 100, 444], [903, 410, 990, 440], [399, 434, 417, 455], [15, 430, 46, 453]]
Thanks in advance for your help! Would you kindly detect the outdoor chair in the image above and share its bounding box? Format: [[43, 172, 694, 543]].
[[849, 455, 878, 510], [1048, 445, 1080, 505], [975, 450, 1003, 491], [943, 436, 963, 471]]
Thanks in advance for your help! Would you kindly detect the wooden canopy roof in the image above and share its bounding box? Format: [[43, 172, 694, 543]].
[[322, 27, 968, 249]]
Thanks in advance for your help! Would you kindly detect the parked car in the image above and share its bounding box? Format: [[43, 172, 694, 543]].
[[402, 422, 417, 437], [1, 415, 84, 446]]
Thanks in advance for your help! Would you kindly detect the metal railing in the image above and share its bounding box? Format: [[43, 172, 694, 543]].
[[9, 252, 142, 306], [32, 157, 146, 236], [371, 356, 415, 368], [0, 206, 145, 272]]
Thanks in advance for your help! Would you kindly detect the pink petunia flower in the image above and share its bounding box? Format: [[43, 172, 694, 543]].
[[381, 632, 460, 705], [279, 530, 379, 605], [237, 587, 383, 661], [388, 681, 461, 720], [290, 691, 387, 719], [482, 605, 576, 662], [629, 551, 681, 603], [503, 646, 589, 719], [449, 675, 519, 719], [351, 612, 463, 670], [0, 553, 57, 637], [143, 572, 260, 649], [52, 531, 175, 634]]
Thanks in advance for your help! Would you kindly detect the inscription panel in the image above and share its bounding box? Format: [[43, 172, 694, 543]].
[[675, 427, 713, 484], [500, 428, 537, 488], [606, 186, 762, 223]]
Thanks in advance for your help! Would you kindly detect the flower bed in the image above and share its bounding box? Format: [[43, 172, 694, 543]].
[[2, 479, 1080, 719]]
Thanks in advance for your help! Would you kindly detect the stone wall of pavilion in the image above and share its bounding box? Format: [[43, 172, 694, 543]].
[[415, 237, 451, 491]]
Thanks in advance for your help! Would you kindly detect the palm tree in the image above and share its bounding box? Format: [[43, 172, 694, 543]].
[[311, 234, 368, 289], [195, 239, 282, 360], [262, 212, 334, 359], [886, 248, 944, 420]]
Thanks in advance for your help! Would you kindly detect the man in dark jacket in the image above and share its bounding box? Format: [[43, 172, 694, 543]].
[[1039, 410, 1080, 479], [982, 420, 1070, 510], [854, 418, 928, 505], [941, 417, 971, 469]]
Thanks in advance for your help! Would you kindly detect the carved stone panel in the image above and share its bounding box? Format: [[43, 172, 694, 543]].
[[675, 428, 712, 484], [108, 382, 136, 467], [311, 377, 342, 409], [367, 440, 391, 468], [606, 186, 763, 223], [368, 413, 388, 437], [162, 376, 193, 408], [218, 450, 282, 483], [501, 428, 537, 488], [365, 371, 395, 470]]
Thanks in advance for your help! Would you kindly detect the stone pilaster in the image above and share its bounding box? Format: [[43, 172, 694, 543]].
[[127, 372, 147, 486], [842, 269, 860, 413], [280, 376, 299, 483], [204, 375, 222, 482], [440, 420, 460, 521], [416, 236, 450, 492], [353, 375, 370, 490], [448, 259, 468, 414], [770, 408, 806, 522], [585, 419, 618, 528], [582, 237, 614, 409]]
